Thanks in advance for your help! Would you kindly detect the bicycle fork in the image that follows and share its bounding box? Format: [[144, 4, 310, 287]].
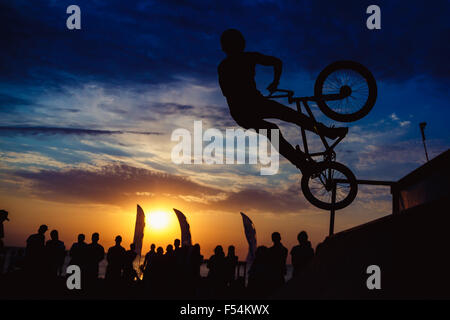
[[295, 99, 345, 162]]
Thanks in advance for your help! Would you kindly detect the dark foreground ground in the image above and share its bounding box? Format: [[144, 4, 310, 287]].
[[2, 197, 449, 300]]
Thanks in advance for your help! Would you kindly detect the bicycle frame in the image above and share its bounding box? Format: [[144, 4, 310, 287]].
[[267, 89, 347, 162]]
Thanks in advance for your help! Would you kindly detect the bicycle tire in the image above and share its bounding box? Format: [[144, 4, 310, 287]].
[[314, 61, 377, 122], [301, 161, 358, 210]]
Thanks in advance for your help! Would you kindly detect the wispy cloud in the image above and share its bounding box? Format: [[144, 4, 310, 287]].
[[0, 126, 161, 136], [389, 113, 410, 127], [5, 163, 310, 214]]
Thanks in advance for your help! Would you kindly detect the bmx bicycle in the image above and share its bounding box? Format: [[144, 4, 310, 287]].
[[266, 61, 377, 210]]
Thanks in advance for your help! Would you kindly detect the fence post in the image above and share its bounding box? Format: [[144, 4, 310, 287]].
[[329, 182, 336, 236]]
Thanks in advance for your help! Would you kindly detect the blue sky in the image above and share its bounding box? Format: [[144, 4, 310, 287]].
[[1, 0, 449, 249]]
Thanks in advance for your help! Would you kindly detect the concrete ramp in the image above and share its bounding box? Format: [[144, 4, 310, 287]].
[[278, 149, 450, 299]]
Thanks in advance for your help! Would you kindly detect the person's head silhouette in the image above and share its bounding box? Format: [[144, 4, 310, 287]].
[[92, 232, 99, 243], [193, 243, 200, 254], [0, 209, 9, 223], [50, 230, 58, 240], [150, 243, 156, 251], [38, 224, 48, 235], [297, 231, 308, 244], [156, 246, 163, 255], [77, 233, 85, 243], [130, 243, 135, 251], [174, 239, 180, 249], [115, 235, 122, 245], [166, 244, 173, 253], [272, 232, 281, 245], [214, 245, 224, 256], [221, 29, 245, 55], [228, 245, 235, 256]]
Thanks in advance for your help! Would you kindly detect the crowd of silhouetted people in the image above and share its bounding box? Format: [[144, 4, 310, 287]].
[[0, 221, 316, 299]]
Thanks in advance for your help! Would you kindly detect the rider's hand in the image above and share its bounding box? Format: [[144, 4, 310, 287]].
[[266, 81, 279, 93]]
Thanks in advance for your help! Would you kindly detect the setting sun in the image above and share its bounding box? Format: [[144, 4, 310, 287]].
[[147, 210, 170, 230]]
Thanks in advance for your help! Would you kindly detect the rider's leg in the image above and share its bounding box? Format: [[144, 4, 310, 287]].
[[257, 98, 348, 139], [253, 119, 309, 169]]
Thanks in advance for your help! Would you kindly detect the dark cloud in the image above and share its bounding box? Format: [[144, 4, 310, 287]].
[[11, 163, 310, 213], [14, 164, 219, 204], [149, 103, 195, 115], [0, 126, 161, 136], [133, 101, 236, 127], [1, 0, 448, 89], [213, 185, 311, 214]]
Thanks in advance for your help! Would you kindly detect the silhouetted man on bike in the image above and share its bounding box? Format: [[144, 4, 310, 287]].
[[218, 29, 347, 172]]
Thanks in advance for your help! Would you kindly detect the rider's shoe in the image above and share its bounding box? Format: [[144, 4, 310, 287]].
[[315, 123, 348, 140]]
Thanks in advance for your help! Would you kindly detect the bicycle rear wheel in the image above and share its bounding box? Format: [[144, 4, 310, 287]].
[[301, 161, 357, 210], [314, 61, 377, 122]]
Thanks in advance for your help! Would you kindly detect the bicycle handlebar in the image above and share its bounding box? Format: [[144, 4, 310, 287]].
[[266, 89, 294, 103]]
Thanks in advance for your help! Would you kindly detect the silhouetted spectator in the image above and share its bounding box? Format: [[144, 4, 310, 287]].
[[86, 232, 104, 283], [69, 233, 88, 288], [225, 245, 238, 286], [174, 239, 181, 255], [315, 237, 328, 257], [248, 245, 271, 298], [69, 234, 88, 267], [0, 210, 9, 271], [105, 235, 126, 283], [207, 245, 227, 294], [163, 244, 176, 292], [174, 239, 192, 295], [164, 244, 175, 265], [268, 232, 288, 291], [0, 210, 8, 252], [173, 238, 184, 272], [188, 243, 203, 284], [144, 243, 156, 268], [123, 243, 138, 283], [45, 230, 66, 278], [147, 246, 165, 294], [142, 243, 156, 283], [25, 224, 48, 275], [291, 231, 314, 278]]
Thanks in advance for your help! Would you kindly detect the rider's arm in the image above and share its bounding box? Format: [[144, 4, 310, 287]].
[[250, 52, 282, 91]]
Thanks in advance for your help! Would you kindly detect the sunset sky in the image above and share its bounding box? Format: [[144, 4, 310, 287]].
[[1, 0, 449, 262]]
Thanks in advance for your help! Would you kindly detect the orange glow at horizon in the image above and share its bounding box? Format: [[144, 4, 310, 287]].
[[0, 191, 391, 265]]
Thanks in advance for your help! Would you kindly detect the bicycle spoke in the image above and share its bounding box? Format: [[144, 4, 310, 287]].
[[307, 164, 353, 206], [321, 67, 370, 115]]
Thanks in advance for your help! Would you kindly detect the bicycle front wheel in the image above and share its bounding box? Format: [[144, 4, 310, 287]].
[[314, 61, 377, 122], [301, 161, 358, 210]]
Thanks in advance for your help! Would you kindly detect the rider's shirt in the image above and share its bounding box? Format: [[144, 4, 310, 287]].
[[218, 52, 263, 100]]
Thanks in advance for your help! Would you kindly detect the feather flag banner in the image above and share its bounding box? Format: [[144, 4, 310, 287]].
[[133, 204, 146, 258], [240, 212, 257, 266], [173, 208, 192, 246]]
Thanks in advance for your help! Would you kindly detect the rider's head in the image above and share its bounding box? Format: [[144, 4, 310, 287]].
[[221, 29, 245, 55]]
